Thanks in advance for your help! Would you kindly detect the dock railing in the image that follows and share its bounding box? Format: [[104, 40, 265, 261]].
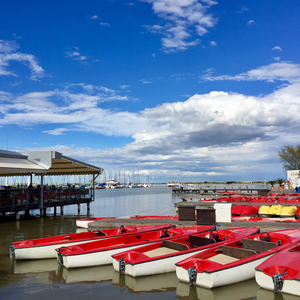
[[0, 187, 92, 213]]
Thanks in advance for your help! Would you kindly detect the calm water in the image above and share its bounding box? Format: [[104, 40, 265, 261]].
[[0, 185, 270, 300]]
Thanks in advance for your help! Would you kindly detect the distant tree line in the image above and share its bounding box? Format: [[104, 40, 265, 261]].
[[278, 145, 300, 170]]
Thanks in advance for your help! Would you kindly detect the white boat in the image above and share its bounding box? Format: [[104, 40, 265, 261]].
[[11, 224, 165, 260], [167, 181, 181, 188], [112, 227, 259, 277], [175, 229, 300, 288], [255, 241, 300, 296], [56, 226, 209, 269]]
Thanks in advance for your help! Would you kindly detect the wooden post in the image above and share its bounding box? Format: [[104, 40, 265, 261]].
[[61, 206, 64, 215], [78, 204, 80, 214], [87, 202, 90, 212], [54, 206, 57, 216]]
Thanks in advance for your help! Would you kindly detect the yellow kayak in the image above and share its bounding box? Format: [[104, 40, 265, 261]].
[[280, 206, 297, 217], [258, 205, 271, 217], [269, 205, 282, 216]]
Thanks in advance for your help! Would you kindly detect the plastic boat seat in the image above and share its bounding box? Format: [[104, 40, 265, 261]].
[[189, 235, 216, 248], [216, 245, 257, 259], [241, 238, 278, 253]]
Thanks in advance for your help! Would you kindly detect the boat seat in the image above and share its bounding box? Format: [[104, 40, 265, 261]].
[[241, 238, 278, 253], [189, 235, 216, 248], [217, 246, 257, 259], [162, 240, 189, 251]]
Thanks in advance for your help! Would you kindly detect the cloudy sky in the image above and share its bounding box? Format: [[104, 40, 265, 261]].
[[0, 0, 299, 183]]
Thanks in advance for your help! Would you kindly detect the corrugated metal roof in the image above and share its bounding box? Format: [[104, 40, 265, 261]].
[[0, 150, 103, 177]]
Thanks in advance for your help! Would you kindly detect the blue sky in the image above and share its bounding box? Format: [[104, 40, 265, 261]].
[[0, 0, 299, 183]]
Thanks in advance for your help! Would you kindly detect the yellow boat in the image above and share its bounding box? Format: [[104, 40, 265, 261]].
[[258, 205, 271, 217], [268, 205, 282, 216], [280, 206, 297, 217]]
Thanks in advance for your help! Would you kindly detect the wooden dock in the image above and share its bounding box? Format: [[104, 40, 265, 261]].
[[0, 187, 93, 219]]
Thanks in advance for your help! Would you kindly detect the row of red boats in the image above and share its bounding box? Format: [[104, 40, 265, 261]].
[[9, 216, 300, 296]]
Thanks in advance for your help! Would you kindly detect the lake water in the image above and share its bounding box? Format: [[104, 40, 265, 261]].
[[0, 185, 265, 300]]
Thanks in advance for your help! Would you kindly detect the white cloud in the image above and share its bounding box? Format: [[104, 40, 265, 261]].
[[202, 61, 300, 84], [120, 85, 131, 89], [5, 61, 300, 181], [144, 0, 218, 52], [100, 22, 110, 27], [247, 20, 255, 25], [0, 40, 45, 80], [210, 41, 217, 46], [140, 79, 152, 84], [65, 47, 88, 62], [273, 57, 280, 61], [272, 46, 282, 51], [237, 6, 249, 13], [43, 128, 69, 135], [91, 15, 99, 19]]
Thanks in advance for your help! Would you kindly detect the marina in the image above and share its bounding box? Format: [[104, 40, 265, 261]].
[[0, 185, 266, 300], [2, 185, 300, 299]]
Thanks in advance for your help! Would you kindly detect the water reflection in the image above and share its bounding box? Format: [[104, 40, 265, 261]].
[[58, 265, 115, 284], [119, 272, 179, 293], [256, 288, 300, 300], [176, 279, 260, 300], [14, 259, 58, 274]]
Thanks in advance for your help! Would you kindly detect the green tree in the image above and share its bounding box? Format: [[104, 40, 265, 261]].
[[278, 145, 300, 170]]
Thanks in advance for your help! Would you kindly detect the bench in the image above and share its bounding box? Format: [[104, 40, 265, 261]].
[[162, 240, 189, 251], [216, 246, 257, 259], [189, 235, 216, 248], [240, 238, 278, 253]]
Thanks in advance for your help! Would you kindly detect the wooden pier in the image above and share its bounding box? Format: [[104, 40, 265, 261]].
[[171, 184, 270, 196], [0, 187, 92, 219]]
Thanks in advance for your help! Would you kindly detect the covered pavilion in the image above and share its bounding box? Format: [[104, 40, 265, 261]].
[[0, 150, 103, 219]]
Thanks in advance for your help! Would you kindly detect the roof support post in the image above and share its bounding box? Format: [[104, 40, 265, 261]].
[[92, 174, 99, 202], [40, 174, 44, 211]]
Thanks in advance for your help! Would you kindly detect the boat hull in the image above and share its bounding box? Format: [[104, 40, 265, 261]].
[[255, 269, 300, 297], [255, 242, 300, 296], [59, 244, 151, 268], [175, 229, 300, 288], [12, 225, 172, 260], [112, 248, 206, 277], [176, 255, 273, 288]]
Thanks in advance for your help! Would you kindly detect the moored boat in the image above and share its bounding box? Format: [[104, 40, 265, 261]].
[[11, 224, 173, 260], [56, 225, 214, 269], [175, 229, 300, 288], [112, 227, 260, 277], [255, 241, 300, 296]]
